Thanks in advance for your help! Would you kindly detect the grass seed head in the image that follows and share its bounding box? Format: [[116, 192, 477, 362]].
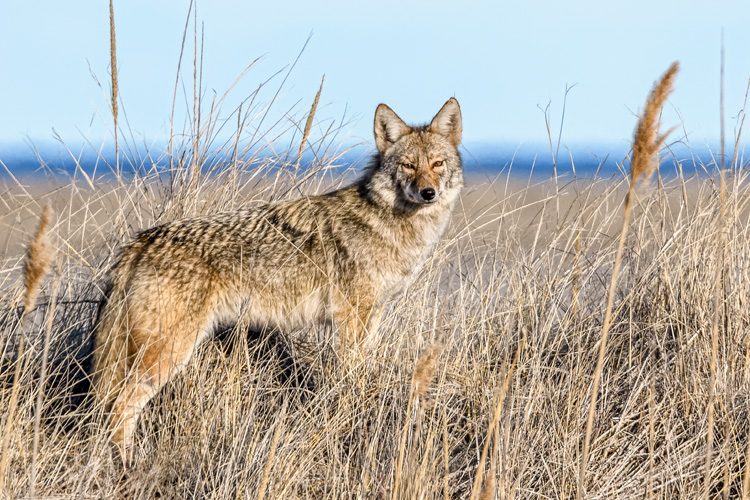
[[23, 205, 54, 313], [631, 61, 680, 184], [414, 343, 443, 398]]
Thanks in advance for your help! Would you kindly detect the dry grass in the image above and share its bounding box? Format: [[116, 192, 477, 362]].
[[1, 17, 750, 498], [0, 203, 54, 496], [2, 121, 749, 499], [578, 61, 679, 500]]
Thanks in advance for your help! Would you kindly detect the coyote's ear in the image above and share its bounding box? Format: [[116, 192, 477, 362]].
[[374, 104, 410, 153], [429, 98, 462, 147]]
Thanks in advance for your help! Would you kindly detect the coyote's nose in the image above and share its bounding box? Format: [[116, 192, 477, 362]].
[[420, 188, 436, 202]]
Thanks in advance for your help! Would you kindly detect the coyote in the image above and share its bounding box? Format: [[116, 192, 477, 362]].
[[94, 98, 464, 458]]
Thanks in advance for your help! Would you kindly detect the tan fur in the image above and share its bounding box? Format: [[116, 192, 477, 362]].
[[94, 98, 464, 459]]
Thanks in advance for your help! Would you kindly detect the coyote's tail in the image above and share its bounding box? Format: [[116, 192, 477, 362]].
[[93, 272, 131, 410]]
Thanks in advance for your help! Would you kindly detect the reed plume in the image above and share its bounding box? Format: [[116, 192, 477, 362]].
[[630, 61, 679, 186], [479, 467, 496, 500], [109, 0, 120, 173], [296, 75, 325, 170], [413, 342, 442, 398], [577, 61, 679, 500], [393, 343, 443, 498], [23, 205, 54, 314]]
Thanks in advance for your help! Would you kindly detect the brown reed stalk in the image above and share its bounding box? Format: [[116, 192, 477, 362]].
[[256, 401, 287, 500], [169, 0, 194, 181], [393, 343, 442, 498], [704, 40, 727, 500], [479, 462, 496, 500], [648, 372, 656, 500], [571, 223, 582, 318], [470, 340, 522, 500], [730, 74, 749, 173], [188, 4, 202, 190], [442, 404, 450, 500], [29, 269, 61, 499], [577, 61, 679, 500], [0, 206, 54, 496], [109, 0, 119, 174], [295, 76, 325, 170], [743, 416, 750, 500]]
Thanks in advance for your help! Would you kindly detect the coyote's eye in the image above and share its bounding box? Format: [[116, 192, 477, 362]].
[[401, 163, 415, 170], [432, 160, 444, 168]]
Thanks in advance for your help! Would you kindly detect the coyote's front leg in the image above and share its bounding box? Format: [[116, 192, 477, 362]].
[[335, 294, 383, 352]]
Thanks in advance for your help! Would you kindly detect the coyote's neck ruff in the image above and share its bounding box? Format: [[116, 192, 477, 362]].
[[95, 98, 463, 460]]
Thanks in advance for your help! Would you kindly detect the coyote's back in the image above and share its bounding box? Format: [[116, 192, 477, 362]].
[[95, 97, 464, 460]]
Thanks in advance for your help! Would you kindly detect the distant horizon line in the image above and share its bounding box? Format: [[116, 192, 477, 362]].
[[0, 136, 731, 158], [0, 137, 738, 181]]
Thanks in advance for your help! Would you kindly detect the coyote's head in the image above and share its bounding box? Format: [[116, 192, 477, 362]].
[[370, 98, 463, 211]]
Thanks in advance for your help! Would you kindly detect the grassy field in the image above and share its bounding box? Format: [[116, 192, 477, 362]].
[[1, 21, 749, 498], [2, 140, 749, 499]]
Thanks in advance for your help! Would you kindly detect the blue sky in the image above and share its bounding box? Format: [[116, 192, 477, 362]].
[[0, 0, 748, 159]]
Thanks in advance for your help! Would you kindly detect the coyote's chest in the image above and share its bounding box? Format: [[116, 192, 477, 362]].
[[371, 213, 448, 303]]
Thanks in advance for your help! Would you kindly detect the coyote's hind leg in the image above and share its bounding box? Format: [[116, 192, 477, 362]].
[[109, 292, 216, 462]]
